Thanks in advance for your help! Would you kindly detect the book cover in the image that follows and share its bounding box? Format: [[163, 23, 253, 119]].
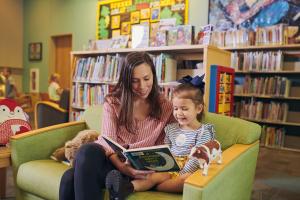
[[156, 30, 167, 46], [176, 25, 194, 45], [132, 24, 149, 48], [167, 27, 177, 46], [102, 135, 180, 172], [164, 55, 177, 82]]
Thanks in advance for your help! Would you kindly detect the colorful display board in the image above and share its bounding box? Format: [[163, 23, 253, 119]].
[[209, 65, 235, 116], [97, 0, 189, 39]]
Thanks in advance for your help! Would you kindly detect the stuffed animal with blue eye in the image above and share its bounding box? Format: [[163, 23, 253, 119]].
[[0, 99, 31, 146]]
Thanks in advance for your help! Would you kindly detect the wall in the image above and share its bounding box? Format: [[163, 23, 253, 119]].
[[23, 0, 209, 93], [23, 0, 99, 92], [0, 0, 23, 92]]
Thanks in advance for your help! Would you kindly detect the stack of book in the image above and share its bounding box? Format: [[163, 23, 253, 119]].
[[72, 84, 110, 109], [235, 100, 289, 122], [73, 54, 124, 83], [238, 75, 291, 97], [151, 53, 177, 83], [210, 24, 299, 47], [231, 51, 283, 72], [261, 126, 286, 148]]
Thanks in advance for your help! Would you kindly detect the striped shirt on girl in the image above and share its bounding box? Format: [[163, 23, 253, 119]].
[[164, 123, 216, 175]]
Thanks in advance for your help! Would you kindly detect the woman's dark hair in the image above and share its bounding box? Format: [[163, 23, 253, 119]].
[[173, 83, 205, 121], [107, 52, 161, 133]]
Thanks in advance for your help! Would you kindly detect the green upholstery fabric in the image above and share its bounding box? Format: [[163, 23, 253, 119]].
[[183, 143, 259, 200], [80, 105, 103, 131], [11, 106, 261, 200], [127, 191, 181, 200], [11, 123, 86, 169], [17, 160, 70, 200], [203, 112, 261, 149]]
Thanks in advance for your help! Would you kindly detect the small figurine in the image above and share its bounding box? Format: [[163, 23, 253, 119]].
[[189, 139, 222, 176]]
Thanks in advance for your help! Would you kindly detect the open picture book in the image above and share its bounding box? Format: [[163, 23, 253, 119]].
[[102, 135, 180, 172]]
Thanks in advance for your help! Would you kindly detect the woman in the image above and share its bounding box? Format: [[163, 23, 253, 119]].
[[59, 52, 174, 200], [48, 73, 63, 102]]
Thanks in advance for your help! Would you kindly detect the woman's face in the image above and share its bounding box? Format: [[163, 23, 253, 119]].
[[131, 63, 154, 99]]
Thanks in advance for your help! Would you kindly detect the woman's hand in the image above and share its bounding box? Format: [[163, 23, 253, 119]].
[[120, 161, 154, 179], [109, 154, 154, 179]]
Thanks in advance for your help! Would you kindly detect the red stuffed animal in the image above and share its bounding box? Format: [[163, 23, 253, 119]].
[[0, 99, 31, 146]]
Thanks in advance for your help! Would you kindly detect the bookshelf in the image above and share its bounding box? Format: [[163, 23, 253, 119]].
[[227, 44, 300, 151], [69, 45, 231, 121]]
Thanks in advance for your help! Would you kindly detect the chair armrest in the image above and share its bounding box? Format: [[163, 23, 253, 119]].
[[183, 141, 259, 200], [10, 121, 86, 169]]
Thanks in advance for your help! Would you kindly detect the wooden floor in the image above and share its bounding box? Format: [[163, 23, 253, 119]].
[[251, 147, 300, 200], [2, 147, 300, 200]]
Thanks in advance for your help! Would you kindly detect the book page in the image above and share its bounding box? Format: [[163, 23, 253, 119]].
[[124, 145, 180, 172]]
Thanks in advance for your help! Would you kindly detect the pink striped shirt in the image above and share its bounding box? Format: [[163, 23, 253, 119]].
[[95, 94, 174, 155]]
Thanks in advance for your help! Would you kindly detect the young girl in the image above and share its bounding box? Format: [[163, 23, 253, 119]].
[[48, 73, 63, 102], [106, 75, 216, 198]]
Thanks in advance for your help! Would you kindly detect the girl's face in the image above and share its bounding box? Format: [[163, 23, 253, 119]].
[[172, 96, 203, 129], [131, 63, 153, 99]]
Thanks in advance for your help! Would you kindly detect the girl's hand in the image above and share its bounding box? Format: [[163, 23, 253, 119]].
[[121, 161, 154, 179]]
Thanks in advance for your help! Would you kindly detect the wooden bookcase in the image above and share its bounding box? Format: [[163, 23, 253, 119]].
[[223, 44, 300, 152], [69, 45, 231, 120]]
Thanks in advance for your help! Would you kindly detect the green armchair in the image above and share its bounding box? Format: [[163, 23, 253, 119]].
[[11, 105, 261, 200]]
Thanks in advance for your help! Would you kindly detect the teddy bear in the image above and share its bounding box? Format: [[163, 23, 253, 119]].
[[51, 129, 99, 166]]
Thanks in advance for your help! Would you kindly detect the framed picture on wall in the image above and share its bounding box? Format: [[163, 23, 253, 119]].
[[29, 42, 42, 61], [30, 68, 39, 93]]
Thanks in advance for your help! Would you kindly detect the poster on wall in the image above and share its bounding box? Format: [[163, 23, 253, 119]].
[[208, 0, 300, 31], [30, 68, 39, 93], [96, 0, 189, 40]]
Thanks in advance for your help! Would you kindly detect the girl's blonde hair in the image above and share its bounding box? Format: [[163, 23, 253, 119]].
[[49, 73, 60, 83], [173, 83, 205, 121]]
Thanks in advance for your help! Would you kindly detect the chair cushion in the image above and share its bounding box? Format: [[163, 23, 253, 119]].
[[17, 160, 182, 200], [17, 160, 69, 200], [127, 191, 181, 200]]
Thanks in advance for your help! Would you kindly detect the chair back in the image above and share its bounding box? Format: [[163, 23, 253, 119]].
[[203, 112, 261, 150], [81, 105, 103, 132], [59, 89, 70, 110]]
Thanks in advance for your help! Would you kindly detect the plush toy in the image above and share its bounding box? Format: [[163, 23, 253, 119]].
[[0, 99, 31, 146], [189, 139, 222, 176], [51, 129, 99, 166]]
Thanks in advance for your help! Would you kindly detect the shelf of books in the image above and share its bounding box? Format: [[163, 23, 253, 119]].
[[229, 43, 300, 152], [69, 45, 231, 121]]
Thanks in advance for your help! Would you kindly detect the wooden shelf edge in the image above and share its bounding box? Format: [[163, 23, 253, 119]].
[[235, 70, 300, 74], [239, 117, 300, 126], [71, 44, 209, 55], [260, 145, 300, 153], [221, 44, 300, 51], [234, 94, 300, 100]]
